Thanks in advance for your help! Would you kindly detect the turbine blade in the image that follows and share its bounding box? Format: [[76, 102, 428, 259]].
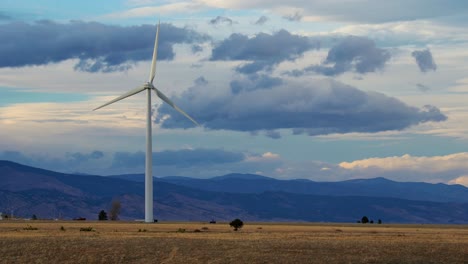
[[153, 88, 199, 126], [93, 86, 146, 111], [149, 22, 160, 84]]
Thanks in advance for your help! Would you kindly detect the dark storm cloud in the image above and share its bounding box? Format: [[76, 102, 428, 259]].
[[286, 36, 391, 76], [211, 29, 319, 74], [111, 149, 245, 168], [230, 74, 283, 94], [209, 16, 235, 26], [235, 61, 273, 74], [412, 49, 437, 72], [254, 16, 269, 25], [156, 78, 447, 135], [0, 20, 209, 72]]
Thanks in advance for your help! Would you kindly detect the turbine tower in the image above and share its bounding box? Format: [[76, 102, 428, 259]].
[[93, 22, 199, 223]]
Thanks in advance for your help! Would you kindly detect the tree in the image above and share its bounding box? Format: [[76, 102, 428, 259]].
[[229, 218, 244, 231], [31, 214, 38, 220], [378, 219, 382, 224], [109, 199, 121, 221], [98, 210, 108, 221], [361, 216, 369, 224]]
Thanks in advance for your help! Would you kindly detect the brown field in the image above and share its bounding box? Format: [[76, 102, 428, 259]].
[[0, 221, 467, 263]]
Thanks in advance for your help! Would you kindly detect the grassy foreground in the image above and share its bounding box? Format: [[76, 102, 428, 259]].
[[0, 221, 467, 263]]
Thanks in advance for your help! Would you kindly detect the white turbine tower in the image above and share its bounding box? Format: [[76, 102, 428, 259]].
[[93, 22, 199, 223]]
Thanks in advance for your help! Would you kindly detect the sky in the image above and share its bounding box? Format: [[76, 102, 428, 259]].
[[1, 0, 468, 186]]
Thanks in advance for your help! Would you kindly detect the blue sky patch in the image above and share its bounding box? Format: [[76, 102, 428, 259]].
[[0, 87, 88, 106]]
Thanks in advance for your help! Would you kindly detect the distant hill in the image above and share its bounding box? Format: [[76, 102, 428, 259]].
[[111, 173, 468, 203], [1, 160, 468, 223]]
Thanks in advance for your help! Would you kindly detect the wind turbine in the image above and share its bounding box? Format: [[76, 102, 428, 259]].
[[93, 22, 199, 223]]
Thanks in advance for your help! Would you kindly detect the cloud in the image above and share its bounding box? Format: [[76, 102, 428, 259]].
[[0, 151, 33, 166], [106, 148, 291, 177], [0, 148, 284, 178], [106, 2, 205, 18], [0, 20, 209, 72], [448, 176, 468, 187], [254, 16, 269, 25], [265, 130, 281, 139], [412, 49, 437, 72], [0, 12, 12, 20], [245, 151, 281, 162], [209, 16, 235, 26], [230, 74, 283, 94], [283, 11, 303, 22], [339, 153, 468, 172], [332, 20, 465, 47], [111, 148, 246, 168], [0, 150, 105, 172], [66, 151, 104, 163], [210, 29, 319, 74], [287, 36, 391, 76], [416, 83, 431, 92], [156, 78, 446, 135], [340, 153, 468, 186], [194, 76, 208, 86], [200, 0, 468, 24], [191, 44, 203, 53]]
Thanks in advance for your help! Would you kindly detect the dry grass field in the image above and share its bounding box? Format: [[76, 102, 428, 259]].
[[0, 221, 466, 263]]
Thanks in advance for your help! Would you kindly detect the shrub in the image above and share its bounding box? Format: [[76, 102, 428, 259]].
[[138, 229, 147, 232], [109, 199, 121, 221], [193, 229, 201, 232], [229, 218, 244, 231], [60, 226, 66, 231], [177, 228, 186, 233], [23, 225, 38, 230], [201, 227, 209, 230], [98, 210, 108, 221], [361, 216, 369, 224], [80, 227, 94, 232]]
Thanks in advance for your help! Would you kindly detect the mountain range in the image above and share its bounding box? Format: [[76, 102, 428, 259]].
[[1, 160, 467, 223], [112, 173, 468, 203]]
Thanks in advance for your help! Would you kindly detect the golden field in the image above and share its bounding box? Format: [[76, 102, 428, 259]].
[[0, 221, 466, 263]]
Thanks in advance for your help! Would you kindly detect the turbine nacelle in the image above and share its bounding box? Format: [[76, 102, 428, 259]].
[[144, 82, 154, 89]]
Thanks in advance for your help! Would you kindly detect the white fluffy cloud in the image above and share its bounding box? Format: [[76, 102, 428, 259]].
[[339, 152, 468, 172], [340, 153, 468, 186], [448, 175, 468, 186], [246, 151, 281, 162]]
